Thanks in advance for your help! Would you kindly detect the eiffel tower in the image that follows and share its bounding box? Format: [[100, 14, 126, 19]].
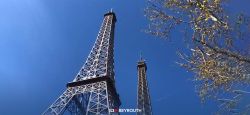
[[137, 57, 152, 115], [43, 10, 121, 115]]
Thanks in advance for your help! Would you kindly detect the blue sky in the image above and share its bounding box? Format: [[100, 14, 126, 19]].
[[0, 0, 250, 115]]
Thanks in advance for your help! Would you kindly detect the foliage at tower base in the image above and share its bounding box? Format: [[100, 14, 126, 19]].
[[144, 0, 250, 114]]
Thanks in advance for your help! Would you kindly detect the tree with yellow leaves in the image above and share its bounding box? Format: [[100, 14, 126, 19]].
[[145, 0, 250, 114]]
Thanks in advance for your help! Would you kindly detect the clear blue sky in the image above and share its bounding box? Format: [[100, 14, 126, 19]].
[[0, 0, 250, 115]]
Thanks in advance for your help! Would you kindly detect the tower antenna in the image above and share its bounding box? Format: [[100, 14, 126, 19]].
[[140, 51, 143, 61]]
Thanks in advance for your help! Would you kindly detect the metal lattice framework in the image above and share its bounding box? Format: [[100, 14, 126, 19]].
[[137, 59, 153, 115], [43, 11, 121, 115]]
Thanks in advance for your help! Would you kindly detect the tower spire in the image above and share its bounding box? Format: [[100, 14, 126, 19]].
[[139, 51, 143, 61]]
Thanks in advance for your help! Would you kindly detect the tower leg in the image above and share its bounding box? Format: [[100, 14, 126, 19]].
[[43, 81, 119, 115], [86, 81, 109, 115]]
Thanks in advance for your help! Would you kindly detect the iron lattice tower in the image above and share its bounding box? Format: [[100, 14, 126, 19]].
[[137, 58, 152, 115], [43, 11, 121, 115]]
